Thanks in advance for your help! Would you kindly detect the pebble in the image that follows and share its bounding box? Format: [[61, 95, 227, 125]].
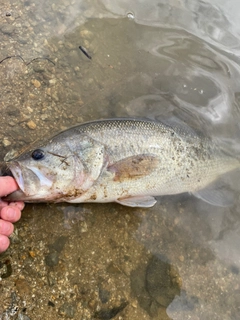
[[31, 79, 41, 88], [17, 313, 31, 320], [33, 65, 46, 73], [3, 137, 11, 147], [80, 221, 88, 233], [99, 288, 110, 304], [45, 251, 59, 267], [49, 236, 68, 253], [94, 302, 128, 320], [15, 278, 31, 296], [80, 29, 93, 39], [40, 114, 48, 120], [131, 255, 181, 317], [0, 23, 15, 35], [179, 255, 184, 262], [29, 93, 36, 99], [58, 302, 77, 318], [18, 36, 28, 44], [106, 262, 122, 274], [47, 272, 56, 286], [29, 250, 36, 258], [88, 299, 97, 309], [26, 120, 36, 130], [49, 79, 57, 86], [146, 256, 181, 308], [6, 107, 20, 117]]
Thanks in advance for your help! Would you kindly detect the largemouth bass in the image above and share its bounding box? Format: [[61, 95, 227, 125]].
[[3, 118, 239, 207]]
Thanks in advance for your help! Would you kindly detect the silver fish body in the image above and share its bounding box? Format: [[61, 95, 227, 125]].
[[4, 119, 239, 207]]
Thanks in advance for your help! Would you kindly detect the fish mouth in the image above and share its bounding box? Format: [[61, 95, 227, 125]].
[[6, 162, 54, 200]]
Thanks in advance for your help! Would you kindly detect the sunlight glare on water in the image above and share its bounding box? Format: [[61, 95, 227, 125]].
[[0, 0, 240, 319]]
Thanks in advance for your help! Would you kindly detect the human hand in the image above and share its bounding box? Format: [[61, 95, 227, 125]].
[[0, 177, 24, 253]]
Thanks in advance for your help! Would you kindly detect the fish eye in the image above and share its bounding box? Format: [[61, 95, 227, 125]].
[[31, 149, 45, 160]]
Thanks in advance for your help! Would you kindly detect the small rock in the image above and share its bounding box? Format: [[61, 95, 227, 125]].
[[33, 65, 46, 73], [15, 278, 31, 296], [51, 92, 59, 101], [179, 255, 184, 262], [29, 250, 36, 258], [146, 256, 181, 308], [106, 262, 121, 274], [47, 272, 56, 286], [94, 302, 128, 320], [29, 93, 36, 99], [99, 288, 110, 304], [27, 120, 36, 130], [80, 29, 93, 39], [31, 79, 41, 88], [18, 37, 28, 44], [49, 236, 68, 253], [40, 114, 48, 121], [3, 137, 11, 147], [49, 79, 57, 85], [58, 302, 76, 318], [0, 24, 15, 35], [80, 221, 88, 233], [6, 107, 20, 116], [9, 230, 20, 244], [45, 251, 59, 267], [131, 255, 181, 317], [17, 313, 31, 320], [48, 301, 55, 307], [88, 299, 97, 309]]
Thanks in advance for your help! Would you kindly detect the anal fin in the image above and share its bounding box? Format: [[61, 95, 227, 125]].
[[116, 195, 157, 208], [193, 186, 234, 207]]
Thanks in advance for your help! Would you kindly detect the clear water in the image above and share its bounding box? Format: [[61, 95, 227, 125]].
[[1, 1, 240, 319]]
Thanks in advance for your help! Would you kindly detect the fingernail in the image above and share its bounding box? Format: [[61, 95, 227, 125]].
[[6, 207, 16, 221]]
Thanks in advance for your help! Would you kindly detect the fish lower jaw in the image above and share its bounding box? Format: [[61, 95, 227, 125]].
[[8, 164, 26, 194]]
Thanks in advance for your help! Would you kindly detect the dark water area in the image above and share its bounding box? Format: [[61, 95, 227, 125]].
[[1, 0, 240, 319]]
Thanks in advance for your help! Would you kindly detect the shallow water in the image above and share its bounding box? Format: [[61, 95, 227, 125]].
[[1, 0, 240, 319]]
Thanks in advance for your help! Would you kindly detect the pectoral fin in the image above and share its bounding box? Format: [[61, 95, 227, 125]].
[[108, 154, 158, 182], [116, 195, 157, 208]]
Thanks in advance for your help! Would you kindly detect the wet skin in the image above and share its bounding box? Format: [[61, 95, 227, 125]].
[[0, 177, 24, 253]]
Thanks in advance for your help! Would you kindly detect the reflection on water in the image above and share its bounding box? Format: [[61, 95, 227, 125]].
[[1, 0, 240, 319]]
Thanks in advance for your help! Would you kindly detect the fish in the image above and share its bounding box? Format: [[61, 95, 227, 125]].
[[2, 118, 239, 208]]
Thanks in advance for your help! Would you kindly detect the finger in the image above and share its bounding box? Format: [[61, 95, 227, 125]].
[[0, 177, 18, 197], [0, 219, 14, 236], [9, 201, 25, 211], [1, 206, 22, 223], [0, 199, 9, 210], [0, 235, 10, 253], [0, 201, 25, 212]]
